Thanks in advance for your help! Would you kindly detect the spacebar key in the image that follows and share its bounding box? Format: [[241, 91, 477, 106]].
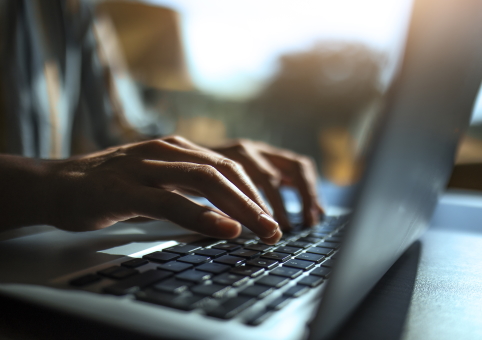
[[104, 270, 172, 296], [207, 296, 255, 319]]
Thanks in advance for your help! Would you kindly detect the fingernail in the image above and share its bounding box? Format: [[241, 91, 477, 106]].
[[258, 213, 279, 237], [261, 228, 283, 245]]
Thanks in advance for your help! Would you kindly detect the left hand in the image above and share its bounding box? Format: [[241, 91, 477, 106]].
[[213, 140, 324, 230]]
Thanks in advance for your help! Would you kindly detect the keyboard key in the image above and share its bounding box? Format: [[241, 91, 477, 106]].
[[267, 296, 291, 310], [212, 273, 249, 287], [98, 266, 138, 280], [309, 232, 330, 238], [246, 258, 278, 270], [213, 255, 245, 266], [207, 296, 256, 319], [246, 310, 274, 326], [136, 290, 205, 311], [69, 274, 101, 287], [283, 259, 315, 271], [324, 237, 342, 243], [212, 243, 241, 252], [104, 270, 171, 295], [256, 275, 289, 288], [239, 284, 274, 299], [109, 268, 139, 280], [261, 252, 291, 262], [98, 266, 123, 277], [244, 243, 273, 252], [121, 258, 149, 268], [286, 241, 311, 249], [295, 253, 325, 263], [230, 266, 265, 278], [153, 278, 194, 294], [317, 242, 340, 249], [177, 255, 211, 265], [191, 284, 231, 298], [298, 237, 322, 244], [230, 249, 261, 259], [233, 238, 257, 245], [306, 247, 334, 256], [175, 270, 212, 283], [164, 245, 202, 255], [298, 275, 324, 287], [274, 246, 303, 255], [189, 238, 221, 248], [196, 263, 231, 274], [310, 267, 332, 278], [157, 261, 193, 273], [320, 259, 335, 267], [270, 267, 303, 279], [283, 285, 309, 298], [143, 252, 180, 263], [194, 248, 227, 258]]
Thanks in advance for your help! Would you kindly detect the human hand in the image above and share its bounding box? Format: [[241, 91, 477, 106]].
[[44, 136, 282, 244], [213, 140, 324, 230]]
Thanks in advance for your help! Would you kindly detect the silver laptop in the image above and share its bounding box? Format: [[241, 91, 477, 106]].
[[1, 0, 482, 338]]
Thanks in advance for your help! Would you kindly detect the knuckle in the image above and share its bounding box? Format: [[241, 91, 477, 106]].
[[193, 164, 220, 180], [135, 139, 171, 153], [299, 155, 314, 165], [257, 167, 281, 185], [294, 155, 314, 170], [232, 140, 249, 153], [163, 135, 187, 145], [266, 174, 282, 187], [151, 139, 169, 150], [218, 158, 244, 173]]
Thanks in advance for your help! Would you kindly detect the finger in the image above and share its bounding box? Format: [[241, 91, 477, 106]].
[[126, 139, 272, 215], [257, 144, 324, 226], [291, 157, 322, 226], [213, 143, 293, 230], [260, 228, 283, 245], [259, 178, 292, 231], [138, 161, 282, 241], [274, 155, 324, 226], [237, 154, 292, 230], [132, 189, 242, 239]]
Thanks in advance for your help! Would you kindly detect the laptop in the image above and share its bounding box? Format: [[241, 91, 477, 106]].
[[1, 0, 482, 338]]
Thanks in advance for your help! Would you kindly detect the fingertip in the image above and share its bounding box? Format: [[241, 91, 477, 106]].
[[258, 213, 280, 237], [260, 228, 282, 245]]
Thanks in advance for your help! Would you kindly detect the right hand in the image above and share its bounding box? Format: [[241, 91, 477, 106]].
[[43, 136, 282, 244]]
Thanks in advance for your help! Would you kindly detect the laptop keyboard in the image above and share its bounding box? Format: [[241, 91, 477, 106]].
[[69, 215, 348, 326]]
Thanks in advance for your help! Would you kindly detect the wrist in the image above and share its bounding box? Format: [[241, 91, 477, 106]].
[[0, 155, 56, 230]]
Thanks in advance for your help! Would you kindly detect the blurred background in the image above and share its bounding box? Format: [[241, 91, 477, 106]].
[[88, 0, 482, 186]]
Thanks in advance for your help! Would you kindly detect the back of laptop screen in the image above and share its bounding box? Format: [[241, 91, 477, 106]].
[[308, 0, 482, 338]]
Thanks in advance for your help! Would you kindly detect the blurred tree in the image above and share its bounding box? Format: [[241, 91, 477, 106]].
[[249, 42, 385, 184]]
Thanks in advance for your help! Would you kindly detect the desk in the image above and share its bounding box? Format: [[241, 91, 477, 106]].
[[335, 190, 482, 340]]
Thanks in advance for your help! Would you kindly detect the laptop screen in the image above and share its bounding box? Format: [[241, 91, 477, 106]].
[[309, 0, 482, 337]]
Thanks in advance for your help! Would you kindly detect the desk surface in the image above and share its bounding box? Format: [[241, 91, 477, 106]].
[[335, 190, 482, 340], [404, 228, 482, 340]]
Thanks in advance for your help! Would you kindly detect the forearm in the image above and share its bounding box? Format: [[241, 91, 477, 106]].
[[0, 154, 53, 231]]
